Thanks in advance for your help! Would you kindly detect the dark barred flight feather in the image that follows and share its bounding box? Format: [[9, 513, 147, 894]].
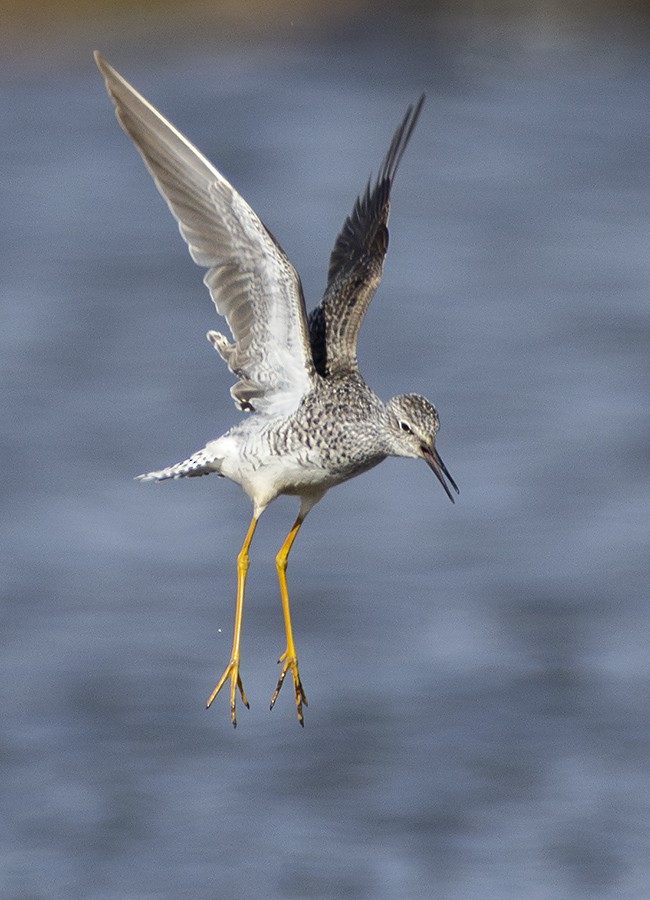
[[308, 95, 425, 377]]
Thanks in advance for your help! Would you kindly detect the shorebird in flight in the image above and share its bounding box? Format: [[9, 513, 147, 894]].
[[96, 52, 458, 726]]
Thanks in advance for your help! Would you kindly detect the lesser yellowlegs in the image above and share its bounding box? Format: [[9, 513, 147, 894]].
[[96, 52, 458, 726]]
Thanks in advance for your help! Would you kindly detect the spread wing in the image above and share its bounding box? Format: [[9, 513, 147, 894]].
[[308, 95, 424, 377], [95, 52, 316, 417]]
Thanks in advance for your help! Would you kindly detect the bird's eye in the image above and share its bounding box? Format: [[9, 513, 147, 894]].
[[400, 421, 413, 434]]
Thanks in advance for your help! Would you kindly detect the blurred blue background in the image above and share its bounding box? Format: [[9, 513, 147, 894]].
[[2, 2, 649, 897]]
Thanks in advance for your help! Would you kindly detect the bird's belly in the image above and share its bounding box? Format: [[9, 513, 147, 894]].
[[215, 426, 385, 508], [244, 454, 339, 499], [254, 451, 384, 499]]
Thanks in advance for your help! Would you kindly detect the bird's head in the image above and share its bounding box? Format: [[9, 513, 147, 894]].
[[385, 393, 459, 503]]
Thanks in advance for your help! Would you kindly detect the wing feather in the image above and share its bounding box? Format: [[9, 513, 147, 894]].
[[309, 96, 425, 377], [95, 52, 315, 416]]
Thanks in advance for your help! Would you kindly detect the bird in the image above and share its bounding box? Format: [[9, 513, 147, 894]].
[[95, 52, 458, 727]]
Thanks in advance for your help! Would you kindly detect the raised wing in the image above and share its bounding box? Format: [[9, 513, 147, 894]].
[[309, 96, 424, 377], [95, 52, 316, 417]]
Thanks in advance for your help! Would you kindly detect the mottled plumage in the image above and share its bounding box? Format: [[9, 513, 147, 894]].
[[96, 53, 458, 726]]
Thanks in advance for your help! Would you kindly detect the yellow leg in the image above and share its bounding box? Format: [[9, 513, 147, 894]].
[[206, 513, 259, 727], [270, 513, 308, 725]]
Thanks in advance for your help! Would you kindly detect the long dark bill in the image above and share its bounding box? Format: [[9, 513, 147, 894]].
[[422, 445, 459, 504]]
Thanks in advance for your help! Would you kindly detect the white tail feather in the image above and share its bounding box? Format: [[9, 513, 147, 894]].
[[136, 448, 223, 481]]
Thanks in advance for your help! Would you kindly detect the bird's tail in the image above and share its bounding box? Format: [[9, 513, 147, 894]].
[[136, 447, 223, 482]]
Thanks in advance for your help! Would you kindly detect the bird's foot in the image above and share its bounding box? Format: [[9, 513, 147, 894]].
[[206, 657, 249, 727], [270, 650, 308, 726]]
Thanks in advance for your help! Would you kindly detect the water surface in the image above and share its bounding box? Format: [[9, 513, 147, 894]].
[[2, 14, 649, 899]]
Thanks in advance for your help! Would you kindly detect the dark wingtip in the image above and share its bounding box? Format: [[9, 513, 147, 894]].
[[379, 93, 426, 185]]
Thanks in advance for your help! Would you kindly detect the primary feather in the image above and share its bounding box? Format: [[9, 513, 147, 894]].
[[308, 95, 425, 377], [95, 52, 316, 418]]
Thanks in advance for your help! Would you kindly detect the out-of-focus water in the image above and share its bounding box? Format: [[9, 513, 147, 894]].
[[2, 13, 649, 899]]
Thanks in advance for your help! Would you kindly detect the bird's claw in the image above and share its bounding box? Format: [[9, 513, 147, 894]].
[[270, 651, 308, 726], [206, 658, 249, 727]]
